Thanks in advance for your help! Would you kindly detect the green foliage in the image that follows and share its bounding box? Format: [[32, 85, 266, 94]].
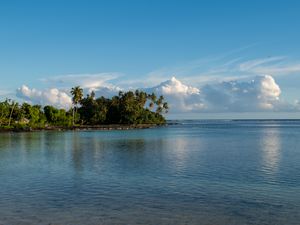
[[0, 87, 168, 130], [44, 106, 72, 126], [78, 89, 168, 125], [21, 103, 46, 126], [0, 100, 47, 129], [0, 100, 10, 126]]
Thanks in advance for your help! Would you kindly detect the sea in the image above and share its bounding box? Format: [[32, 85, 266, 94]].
[[0, 120, 300, 225]]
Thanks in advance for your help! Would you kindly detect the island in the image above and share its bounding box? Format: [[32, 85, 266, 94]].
[[0, 86, 169, 132]]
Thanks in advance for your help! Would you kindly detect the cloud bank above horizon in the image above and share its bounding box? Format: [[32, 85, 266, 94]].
[[16, 74, 300, 114], [16, 85, 73, 109]]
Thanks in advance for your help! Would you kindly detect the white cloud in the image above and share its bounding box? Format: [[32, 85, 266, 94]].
[[16, 85, 72, 109], [91, 86, 121, 98], [201, 75, 282, 112], [16, 83, 121, 109], [238, 56, 286, 71], [144, 75, 297, 113], [145, 77, 204, 113], [16, 73, 124, 108], [40, 73, 122, 89], [251, 64, 300, 76], [43, 73, 123, 99], [151, 77, 200, 95]]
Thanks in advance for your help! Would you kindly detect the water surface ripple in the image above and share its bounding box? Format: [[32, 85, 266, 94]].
[[0, 120, 300, 225]]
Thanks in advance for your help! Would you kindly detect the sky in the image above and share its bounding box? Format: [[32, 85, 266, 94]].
[[1, 0, 300, 119]]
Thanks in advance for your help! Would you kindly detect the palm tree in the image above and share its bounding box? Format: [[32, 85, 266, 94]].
[[155, 95, 164, 113], [163, 102, 169, 113], [156, 95, 164, 106], [8, 99, 16, 127], [70, 86, 83, 126], [148, 93, 157, 110]]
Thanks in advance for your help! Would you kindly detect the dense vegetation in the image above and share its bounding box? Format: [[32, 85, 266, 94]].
[[0, 87, 168, 130]]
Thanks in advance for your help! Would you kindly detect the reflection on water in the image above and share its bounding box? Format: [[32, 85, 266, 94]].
[[260, 128, 281, 177], [0, 121, 300, 225], [72, 132, 84, 171], [165, 137, 202, 173]]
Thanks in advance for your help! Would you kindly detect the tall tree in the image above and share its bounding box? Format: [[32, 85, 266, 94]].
[[8, 99, 17, 127], [70, 86, 83, 126]]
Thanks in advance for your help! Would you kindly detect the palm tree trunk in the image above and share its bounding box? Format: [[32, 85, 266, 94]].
[[75, 106, 78, 125], [8, 102, 16, 127], [72, 107, 75, 126]]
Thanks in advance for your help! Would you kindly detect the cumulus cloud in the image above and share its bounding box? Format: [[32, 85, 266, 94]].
[[201, 75, 281, 112], [16, 85, 72, 109], [145, 77, 204, 112], [16, 84, 121, 109], [145, 75, 294, 113], [16, 73, 124, 109]]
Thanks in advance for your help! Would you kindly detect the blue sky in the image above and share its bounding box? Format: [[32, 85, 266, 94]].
[[1, 0, 300, 118]]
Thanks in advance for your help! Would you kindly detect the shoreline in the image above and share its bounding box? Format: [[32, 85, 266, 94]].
[[0, 124, 165, 133]]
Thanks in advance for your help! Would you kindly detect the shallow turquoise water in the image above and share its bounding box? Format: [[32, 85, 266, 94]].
[[0, 120, 300, 225]]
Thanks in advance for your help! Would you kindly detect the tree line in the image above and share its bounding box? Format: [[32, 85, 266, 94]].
[[0, 87, 168, 129]]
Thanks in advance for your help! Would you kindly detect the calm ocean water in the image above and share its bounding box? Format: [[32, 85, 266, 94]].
[[0, 120, 300, 225]]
